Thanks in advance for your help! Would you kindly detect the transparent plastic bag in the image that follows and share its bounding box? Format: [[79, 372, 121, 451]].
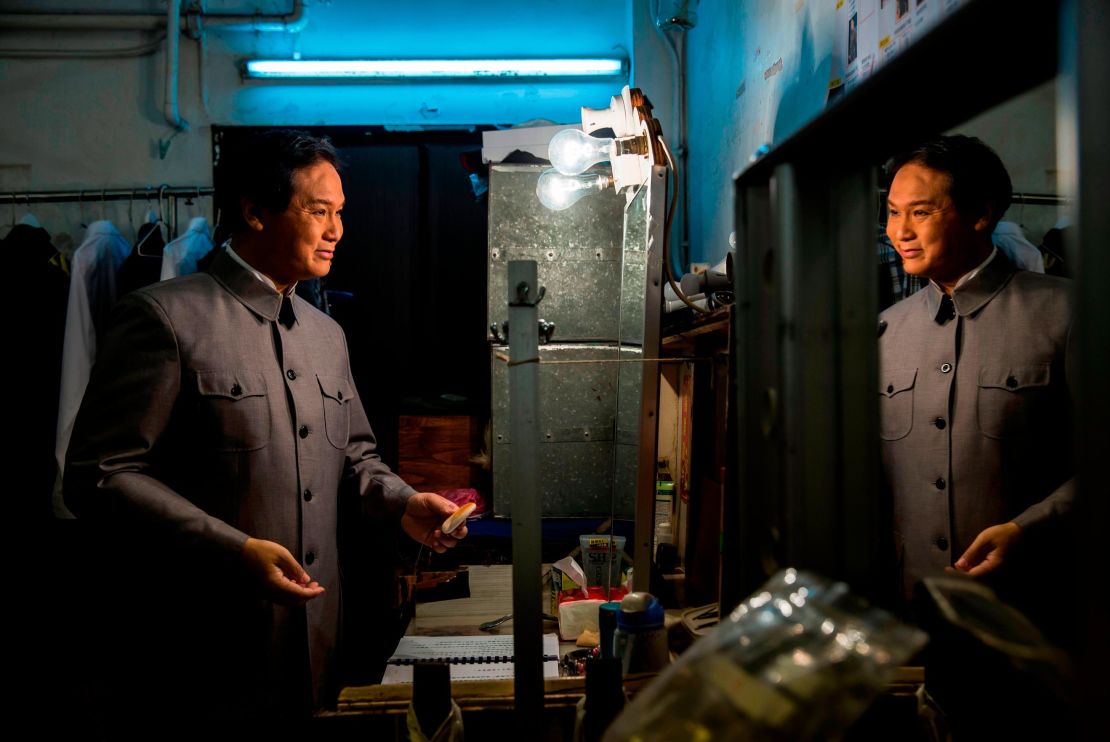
[[603, 568, 927, 742]]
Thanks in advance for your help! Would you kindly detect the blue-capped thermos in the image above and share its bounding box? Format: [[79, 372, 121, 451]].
[[612, 592, 668, 674]]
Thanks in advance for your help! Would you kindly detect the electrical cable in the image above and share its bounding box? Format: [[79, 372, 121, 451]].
[[658, 134, 711, 314]]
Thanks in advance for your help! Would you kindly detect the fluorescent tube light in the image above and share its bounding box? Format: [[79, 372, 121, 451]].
[[242, 58, 627, 79]]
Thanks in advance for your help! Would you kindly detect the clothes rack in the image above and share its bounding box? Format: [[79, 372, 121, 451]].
[[877, 189, 1070, 207], [1009, 192, 1069, 207], [3, 186, 214, 239]]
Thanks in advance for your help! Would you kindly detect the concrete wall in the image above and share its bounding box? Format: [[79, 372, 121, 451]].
[[684, 0, 836, 267], [0, 1, 1061, 268], [681, 0, 1058, 268], [0, 0, 633, 242]]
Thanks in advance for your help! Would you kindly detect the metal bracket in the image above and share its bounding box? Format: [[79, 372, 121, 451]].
[[538, 319, 556, 344], [489, 319, 556, 344], [509, 281, 546, 307]]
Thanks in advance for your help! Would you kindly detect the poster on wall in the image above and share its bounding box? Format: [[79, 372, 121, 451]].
[[829, 0, 856, 93], [823, 0, 966, 107], [912, 0, 941, 36], [854, 0, 880, 86], [878, 0, 914, 66]]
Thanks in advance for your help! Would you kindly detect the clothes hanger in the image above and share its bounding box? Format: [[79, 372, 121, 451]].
[[17, 192, 41, 228], [135, 187, 167, 257], [135, 220, 162, 257]]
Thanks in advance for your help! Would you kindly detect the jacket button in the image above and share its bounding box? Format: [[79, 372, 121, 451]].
[[936, 537, 949, 551], [886, 384, 894, 394], [1006, 375, 1018, 388], [286, 369, 297, 381], [230, 383, 242, 396], [303, 489, 313, 502], [935, 478, 946, 490], [305, 551, 316, 566], [940, 363, 952, 373], [299, 425, 309, 439], [934, 417, 946, 429], [338, 390, 344, 401]]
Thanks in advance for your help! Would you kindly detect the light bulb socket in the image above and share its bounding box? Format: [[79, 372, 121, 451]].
[[614, 135, 649, 157]]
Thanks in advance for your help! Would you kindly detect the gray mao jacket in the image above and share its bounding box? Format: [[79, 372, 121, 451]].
[[878, 252, 1073, 599], [64, 249, 414, 714]]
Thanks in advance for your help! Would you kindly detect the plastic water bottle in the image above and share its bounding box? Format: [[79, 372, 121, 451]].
[[602, 569, 928, 742], [612, 592, 669, 675]]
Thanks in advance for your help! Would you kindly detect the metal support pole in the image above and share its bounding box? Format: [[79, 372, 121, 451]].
[[507, 260, 543, 727]]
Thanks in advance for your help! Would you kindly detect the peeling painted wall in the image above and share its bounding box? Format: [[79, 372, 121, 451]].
[[684, 0, 835, 267]]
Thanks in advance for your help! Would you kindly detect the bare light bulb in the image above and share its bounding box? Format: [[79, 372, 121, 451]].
[[536, 170, 611, 211], [547, 128, 614, 175]]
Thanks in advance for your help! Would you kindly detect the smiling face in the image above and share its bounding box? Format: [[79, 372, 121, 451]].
[[246, 159, 345, 290], [886, 162, 993, 292]]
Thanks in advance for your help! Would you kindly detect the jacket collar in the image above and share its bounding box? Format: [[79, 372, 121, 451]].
[[921, 251, 1017, 321], [207, 248, 297, 325]]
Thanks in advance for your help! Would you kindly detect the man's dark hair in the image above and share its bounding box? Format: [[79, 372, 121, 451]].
[[219, 129, 340, 235], [884, 134, 1013, 230]]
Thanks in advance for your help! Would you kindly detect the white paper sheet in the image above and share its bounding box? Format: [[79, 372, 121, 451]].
[[381, 633, 561, 684]]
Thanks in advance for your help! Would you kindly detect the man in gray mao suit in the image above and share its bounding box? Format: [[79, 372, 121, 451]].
[[64, 131, 466, 721], [879, 135, 1073, 618]]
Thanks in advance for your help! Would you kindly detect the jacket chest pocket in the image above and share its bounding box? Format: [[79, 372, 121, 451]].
[[318, 374, 353, 449], [977, 364, 1051, 440], [879, 368, 917, 441], [195, 370, 271, 451]]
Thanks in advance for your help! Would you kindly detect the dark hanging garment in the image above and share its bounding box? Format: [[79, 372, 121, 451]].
[[295, 278, 330, 314], [118, 222, 165, 296], [196, 243, 221, 273], [5, 224, 70, 514], [1039, 226, 1069, 278]]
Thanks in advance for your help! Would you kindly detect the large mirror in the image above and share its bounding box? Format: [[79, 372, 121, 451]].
[[487, 163, 631, 518], [487, 150, 665, 581]]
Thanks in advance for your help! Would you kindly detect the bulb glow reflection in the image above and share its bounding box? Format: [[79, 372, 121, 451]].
[[536, 170, 611, 211], [547, 128, 614, 175]]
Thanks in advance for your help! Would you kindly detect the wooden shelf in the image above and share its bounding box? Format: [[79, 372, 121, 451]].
[[661, 306, 731, 354]]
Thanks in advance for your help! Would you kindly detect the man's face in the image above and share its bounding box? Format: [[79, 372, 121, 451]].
[[263, 159, 345, 286], [886, 162, 986, 286]]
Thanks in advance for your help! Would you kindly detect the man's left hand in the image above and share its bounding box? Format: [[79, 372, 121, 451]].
[[401, 493, 469, 554], [951, 522, 1022, 577]]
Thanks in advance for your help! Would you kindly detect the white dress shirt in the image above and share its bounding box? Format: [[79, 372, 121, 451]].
[[159, 216, 214, 280], [992, 221, 1045, 273], [227, 242, 296, 295], [55, 220, 132, 517]]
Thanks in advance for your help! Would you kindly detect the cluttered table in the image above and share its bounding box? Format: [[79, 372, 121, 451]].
[[329, 564, 925, 741], [336, 564, 614, 714]]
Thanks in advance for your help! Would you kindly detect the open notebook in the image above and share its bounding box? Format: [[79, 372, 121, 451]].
[[381, 633, 561, 684]]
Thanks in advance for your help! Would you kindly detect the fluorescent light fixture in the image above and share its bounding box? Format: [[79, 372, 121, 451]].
[[243, 58, 626, 79]]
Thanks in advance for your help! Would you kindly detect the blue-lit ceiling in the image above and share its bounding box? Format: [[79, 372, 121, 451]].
[[210, 0, 631, 126]]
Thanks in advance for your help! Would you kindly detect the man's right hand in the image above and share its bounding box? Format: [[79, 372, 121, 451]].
[[241, 537, 325, 605]]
